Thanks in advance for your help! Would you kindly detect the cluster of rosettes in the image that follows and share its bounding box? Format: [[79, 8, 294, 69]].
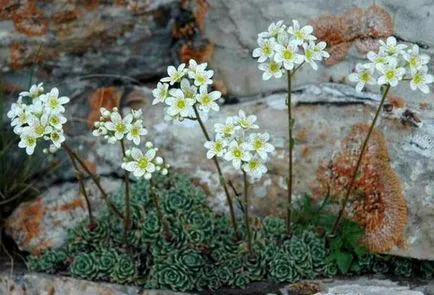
[[205, 110, 275, 180], [92, 107, 147, 145], [253, 20, 329, 80], [348, 36, 433, 93], [7, 83, 69, 155], [152, 59, 222, 120], [121, 142, 169, 180]]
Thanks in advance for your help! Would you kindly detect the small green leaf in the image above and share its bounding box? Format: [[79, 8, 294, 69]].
[[330, 237, 343, 252], [336, 252, 353, 274], [354, 245, 368, 257]]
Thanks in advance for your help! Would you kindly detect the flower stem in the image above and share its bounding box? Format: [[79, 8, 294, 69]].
[[286, 69, 293, 235], [63, 143, 124, 220], [150, 179, 171, 241], [120, 139, 131, 242], [242, 170, 254, 257], [192, 104, 241, 240], [63, 146, 94, 225], [332, 84, 391, 235]]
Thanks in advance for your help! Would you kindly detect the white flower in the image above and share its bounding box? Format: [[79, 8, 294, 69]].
[[224, 141, 252, 169], [248, 133, 275, 159], [41, 88, 70, 113], [404, 45, 430, 74], [258, 60, 283, 80], [242, 157, 267, 179], [7, 99, 24, 119], [196, 86, 221, 112], [237, 110, 258, 129], [49, 130, 65, 148], [19, 83, 44, 99], [274, 43, 304, 70], [105, 111, 133, 140], [122, 147, 156, 178], [161, 64, 187, 85], [28, 115, 52, 138], [378, 36, 407, 57], [215, 117, 239, 138], [253, 38, 275, 63], [313, 41, 330, 59], [166, 89, 195, 118], [258, 20, 287, 39], [190, 68, 214, 87], [131, 109, 143, 120], [302, 41, 321, 70], [18, 129, 37, 155], [204, 138, 227, 159], [348, 63, 376, 92], [188, 59, 200, 73], [287, 20, 316, 46], [48, 113, 67, 130], [9, 103, 27, 128], [152, 82, 169, 105], [410, 67, 433, 94], [126, 120, 148, 145], [180, 79, 197, 99], [377, 58, 405, 87]]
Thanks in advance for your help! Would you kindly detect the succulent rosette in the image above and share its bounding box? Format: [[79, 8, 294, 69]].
[[70, 252, 99, 280]]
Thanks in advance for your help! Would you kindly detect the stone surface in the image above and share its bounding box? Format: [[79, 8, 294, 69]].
[[205, 0, 434, 96], [4, 177, 122, 254]]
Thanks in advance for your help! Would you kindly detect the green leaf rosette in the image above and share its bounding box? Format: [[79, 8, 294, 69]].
[[70, 252, 99, 280], [110, 254, 137, 284], [96, 249, 119, 280], [151, 263, 193, 291], [269, 253, 299, 283], [262, 216, 285, 237]]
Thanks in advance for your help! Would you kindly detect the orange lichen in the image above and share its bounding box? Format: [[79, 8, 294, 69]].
[[419, 101, 431, 111], [313, 124, 407, 252], [193, 0, 208, 32], [87, 87, 121, 129], [387, 95, 405, 109], [52, 9, 79, 24], [56, 198, 85, 212], [310, 4, 394, 66], [295, 128, 309, 142], [300, 146, 312, 158], [180, 42, 214, 63], [12, 5, 49, 36]]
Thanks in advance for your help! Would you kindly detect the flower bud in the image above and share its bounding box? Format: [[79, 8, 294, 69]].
[[161, 168, 168, 176], [145, 141, 153, 148], [155, 157, 163, 165], [144, 173, 152, 180]]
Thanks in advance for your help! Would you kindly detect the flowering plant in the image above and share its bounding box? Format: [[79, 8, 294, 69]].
[[253, 20, 329, 234]]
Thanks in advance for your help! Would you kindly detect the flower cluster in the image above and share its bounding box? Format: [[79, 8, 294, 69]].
[[152, 60, 222, 120], [92, 107, 147, 145], [205, 110, 275, 180], [253, 20, 329, 80], [121, 142, 169, 180], [348, 37, 433, 93], [7, 83, 69, 155]]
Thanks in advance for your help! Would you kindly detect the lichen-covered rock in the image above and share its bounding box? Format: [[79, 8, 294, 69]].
[[4, 177, 122, 254]]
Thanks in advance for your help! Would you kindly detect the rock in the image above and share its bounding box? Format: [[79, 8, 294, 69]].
[[0, 272, 189, 295], [313, 277, 424, 295], [204, 0, 434, 96], [4, 177, 122, 254]]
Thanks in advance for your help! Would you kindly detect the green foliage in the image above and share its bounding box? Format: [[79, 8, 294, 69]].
[[26, 173, 433, 291]]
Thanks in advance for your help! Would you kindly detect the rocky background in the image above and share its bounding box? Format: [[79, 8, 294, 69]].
[[0, 0, 433, 263]]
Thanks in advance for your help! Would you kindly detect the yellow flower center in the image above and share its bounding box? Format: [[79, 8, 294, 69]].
[[50, 116, 59, 125], [360, 71, 370, 82], [49, 97, 59, 109], [248, 159, 260, 170], [269, 62, 279, 73], [214, 142, 223, 152], [131, 127, 139, 136], [115, 122, 126, 133], [385, 70, 395, 80], [283, 49, 294, 60], [196, 74, 206, 84], [159, 89, 167, 98], [176, 99, 186, 109], [19, 113, 27, 124], [233, 148, 242, 158], [51, 132, 60, 141], [409, 56, 418, 67], [201, 94, 211, 104], [413, 73, 423, 84], [295, 31, 304, 40], [263, 45, 272, 56], [138, 157, 149, 170], [305, 49, 313, 61], [173, 72, 182, 82], [35, 124, 45, 136], [223, 125, 233, 136], [26, 136, 35, 146], [254, 139, 263, 150], [240, 119, 250, 128]]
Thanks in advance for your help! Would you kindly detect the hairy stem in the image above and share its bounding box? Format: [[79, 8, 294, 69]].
[[192, 104, 240, 240], [243, 170, 254, 257], [120, 140, 131, 242], [63, 145, 94, 224], [286, 70, 293, 235], [63, 144, 124, 220], [332, 84, 391, 235]]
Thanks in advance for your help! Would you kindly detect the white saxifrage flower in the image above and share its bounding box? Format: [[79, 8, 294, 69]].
[[19, 82, 44, 99], [242, 156, 267, 179], [189, 67, 214, 87], [237, 110, 259, 130], [274, 43, 304, 70], [252, 38, 275, 63], [122, 147, 156, 178], [302, 41, 322, 70], [366, 50, 389, 70], [161, 64, 187, 85], [196, 86, 221, 112], [18, 130, 38, 155], [41, 88, 70, 113], [348, 63, 376, 92], [214, 117, 239, 139], [410, 67, 434, 94], [378, 36, 407, 57], [377, 58, 405, 87], [404, 44, 430, 74], [224, 141, 252, 169], [258, 60, 283, 80], [166, 89, 195, 118], [247, 133, 275, 160], [127, 120, 148, 145], [152, 82, 169, 105], [104, 111, 133, 140], [287, 20, 316, 45], [204, 138, 227, 159], [258, 20, 286, 39]]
